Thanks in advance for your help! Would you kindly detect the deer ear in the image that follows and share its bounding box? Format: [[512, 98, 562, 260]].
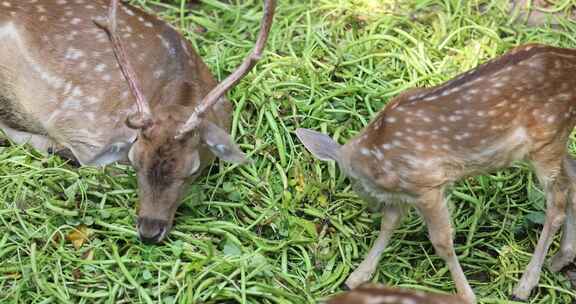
[[200, 121, 248, 164], [295, 128, 341, 162]]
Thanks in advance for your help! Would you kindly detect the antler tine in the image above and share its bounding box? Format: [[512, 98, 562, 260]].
[[95, 0, 152, 127], [176, 0, 277, 139]]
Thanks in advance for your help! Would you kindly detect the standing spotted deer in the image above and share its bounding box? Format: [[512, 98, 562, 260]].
[[0, 0, 276, 243], [296, 44, 576, 302]]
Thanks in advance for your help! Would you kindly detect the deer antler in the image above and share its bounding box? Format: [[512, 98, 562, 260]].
[[95, 0, 152, 129], [175, 0, 277, 139]]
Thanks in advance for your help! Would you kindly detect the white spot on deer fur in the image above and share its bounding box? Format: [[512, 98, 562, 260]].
[[66, 31, 79, 41], [394, 131, 403, 137], [78, 61, 88, 70], [448, 115, 461, 122], [2, 2, 11, 7], [102, 74, 112, 81], [62, 98, 81, 110], [84, 112, 95, 121], [63, 82, 73, 95], [386, 117, 396, 123], [124, 7, 135, 16], [95, 64, 107, 73], [153, 70, 165, 79], [181, 40, 191, 56], [144, 22, 154, 28], [547, 115, 556, 123], [57, 0, 67, 4], [72, 87, 83, 97], [36, 5, 46, 12], [360, 148, 370, 156], [65, 48, 84, 60], [371, 149, 383, 160], [382, 143, 393, 150], [70, 17, 82, 25], [423, 95, 437, 101]]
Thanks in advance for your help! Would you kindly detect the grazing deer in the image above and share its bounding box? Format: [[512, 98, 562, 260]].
[[0, 0, 276, 243], [325, 284, 463, 304], [296, 44, 576, 303]]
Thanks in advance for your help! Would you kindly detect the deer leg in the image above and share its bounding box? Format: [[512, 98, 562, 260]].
[[550, 156, 576, 272], [345, 204, 405, 289], [417, 190, 476, 304], [513, 160, 567, 300]]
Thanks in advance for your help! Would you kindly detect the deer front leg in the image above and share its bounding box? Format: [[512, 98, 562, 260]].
[[513, 170, 567, 300], [550, 157, 576, 271], [418, 190, 476, 304], [345, 204, 405, 289], [550, 200, 576, 271]]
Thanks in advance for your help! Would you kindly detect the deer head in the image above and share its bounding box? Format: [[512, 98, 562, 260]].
[[97, 0, 276, 243]]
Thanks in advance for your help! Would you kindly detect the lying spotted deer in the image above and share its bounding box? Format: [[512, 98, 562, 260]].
[[296, 44, 576, 302], [325, 285, 463, 304], [0, 0, 275, 243]]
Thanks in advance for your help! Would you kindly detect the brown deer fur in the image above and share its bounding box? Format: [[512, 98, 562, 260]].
[[325, 285, 463, 304]]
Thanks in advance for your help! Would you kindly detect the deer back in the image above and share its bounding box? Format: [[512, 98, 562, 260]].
[[298, 44, 576, 197]]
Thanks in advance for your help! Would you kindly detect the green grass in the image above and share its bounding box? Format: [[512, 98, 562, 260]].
[[2, 0, 576, 303]]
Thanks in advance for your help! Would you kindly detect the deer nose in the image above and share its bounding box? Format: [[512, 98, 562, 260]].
[[137, 217, 168, 244]]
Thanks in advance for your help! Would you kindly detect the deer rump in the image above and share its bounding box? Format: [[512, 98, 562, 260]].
[[0, 1, 228, 166]]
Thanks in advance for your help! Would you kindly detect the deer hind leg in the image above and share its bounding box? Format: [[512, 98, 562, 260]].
[[550, 155, 576, 272], [512, 154, 567, 300], [417, 190, 476, 304], [345, 204, 406, 289]]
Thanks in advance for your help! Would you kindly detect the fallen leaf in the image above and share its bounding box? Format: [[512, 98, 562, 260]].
[[66, 224, 91, 250]]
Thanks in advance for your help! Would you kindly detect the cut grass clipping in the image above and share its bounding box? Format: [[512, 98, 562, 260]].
[[1, 0, 576, 303]]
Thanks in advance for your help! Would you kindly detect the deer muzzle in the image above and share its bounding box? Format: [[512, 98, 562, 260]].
[[137, 217, 169, 244]]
